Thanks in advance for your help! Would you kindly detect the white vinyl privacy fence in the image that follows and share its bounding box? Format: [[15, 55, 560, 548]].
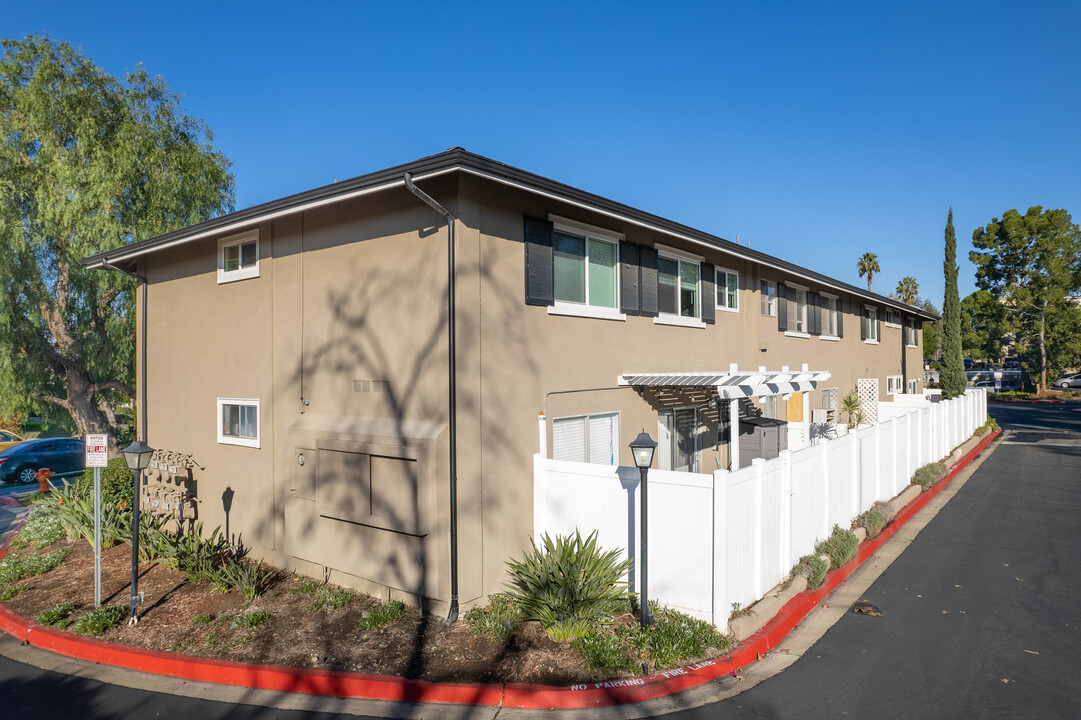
[[533, 389, 987, 628]]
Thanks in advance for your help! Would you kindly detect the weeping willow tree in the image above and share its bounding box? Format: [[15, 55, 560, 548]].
[[0, 35, 234, 449]]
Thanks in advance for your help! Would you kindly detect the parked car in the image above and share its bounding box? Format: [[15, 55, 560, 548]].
[[963, 358, 974, 370], [0, 437, 85, 484], [0, 430, 24, 452], [1054, 373, 1081, 389]]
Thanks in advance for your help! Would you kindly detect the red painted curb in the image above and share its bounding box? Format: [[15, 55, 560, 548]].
[[0, 429, 1001, 709], [988, 399, 1064, 404]]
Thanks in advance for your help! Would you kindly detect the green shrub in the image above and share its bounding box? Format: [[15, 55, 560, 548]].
[[0, 549, 69, 584], [219, 558, 275, 602], [158, 523, 233, 583], [191, 613, 215, 624], [574, 628, 638, 675], [465, 595, 520, 644], [73, 605, 127, 637], [853, 510, 886, 539], [815, 525, 859, 570], [504, 530, 633, 640], [795, 554, 828, 589], [617, 603, 731, 670], [912, 461, 947, 490], [36, 602, 75, 628], [232, 611, 269, 628], [357, 600, 405, 630], [0, 585, 26, 601], [11, 508, 64, 549], [74, 458, 134, 507]]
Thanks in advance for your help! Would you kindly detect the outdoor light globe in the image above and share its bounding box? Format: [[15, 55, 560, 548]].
[[629, 431, 657, 469], [121, 440, 156, 470]]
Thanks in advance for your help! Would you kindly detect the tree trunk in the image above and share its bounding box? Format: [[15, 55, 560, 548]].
[[64, 368, 122, 456], [1038, 306, 1048, 393]]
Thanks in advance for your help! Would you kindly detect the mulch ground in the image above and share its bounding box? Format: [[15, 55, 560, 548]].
[[0, 536, 608, 685]]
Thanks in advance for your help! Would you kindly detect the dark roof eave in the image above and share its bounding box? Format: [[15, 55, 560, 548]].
[[80, 148, 938, 321]]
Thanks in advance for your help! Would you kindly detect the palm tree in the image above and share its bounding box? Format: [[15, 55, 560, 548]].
[[857, 253, 880, 291], [895, 276, 919, 304]]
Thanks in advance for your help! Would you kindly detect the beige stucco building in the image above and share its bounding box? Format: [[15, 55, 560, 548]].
[[83, 149, 932, 615]]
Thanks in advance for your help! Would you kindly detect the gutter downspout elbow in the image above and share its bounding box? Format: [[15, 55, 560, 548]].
[[403, 172, 460, 624]]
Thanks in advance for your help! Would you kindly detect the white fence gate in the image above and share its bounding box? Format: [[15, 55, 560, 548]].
[[533, 389, 987, 627]]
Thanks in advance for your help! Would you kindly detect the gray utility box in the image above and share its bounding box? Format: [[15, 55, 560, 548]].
[[738, 416, 788, 466]]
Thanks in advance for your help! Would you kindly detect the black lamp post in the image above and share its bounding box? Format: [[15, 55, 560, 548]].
[[121, 440, 155, 625], [629, 431, 657, 627]]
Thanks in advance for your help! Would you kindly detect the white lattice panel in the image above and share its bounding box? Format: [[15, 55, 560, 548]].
[[857, 378, 879, 424]]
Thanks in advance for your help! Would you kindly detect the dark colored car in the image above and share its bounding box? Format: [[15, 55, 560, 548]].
[[0, 437, 85, 484]]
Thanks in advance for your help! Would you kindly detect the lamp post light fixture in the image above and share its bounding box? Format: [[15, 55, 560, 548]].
[[629, 431, 657, 627], [121, 440, 155, 625]]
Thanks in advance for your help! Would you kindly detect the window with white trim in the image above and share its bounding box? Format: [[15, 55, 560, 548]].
[[217, 398, 260, 448], [823, 294, 840, 336], [715, 268, 739, 312], [760, 280, 777, 317], [887, 375, 903, 395], [884, 309, 901, 327], [908, 379, 919, 394], [657, 252, 699, 319], [217, 230, 259, 284], [552, 223, 619, 310], [552, 412, 619, 465]]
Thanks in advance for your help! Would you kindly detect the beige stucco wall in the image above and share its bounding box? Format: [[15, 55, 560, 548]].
[[139, 170, 924, 611]]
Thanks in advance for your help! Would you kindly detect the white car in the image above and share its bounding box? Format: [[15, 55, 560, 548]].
[[1054, 373, 1081, 389]]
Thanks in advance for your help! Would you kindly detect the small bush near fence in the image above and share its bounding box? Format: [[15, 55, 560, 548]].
[[911, 462, 948, 490], [794, 554, 828, 589], [815, 525, 859, 571], [853, 510, 886, 539], [505, 530, 633, 640], [466, 595, 520, 644]]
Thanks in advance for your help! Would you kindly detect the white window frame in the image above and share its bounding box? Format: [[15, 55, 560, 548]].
[[886, 375, 903, 395], [217, 397, 260, 448], [908, 379, 919, 394], [548, 217, 625, 321], [884, 309, 902, 328], [760, 279, 777, 317], [715, 267, 740, 313], [820, 292, 841, 340], [654, 244, 704, 328], [217, 230, 260, 284], [551, 412, 620, 465], [864, 305, 880, 344]]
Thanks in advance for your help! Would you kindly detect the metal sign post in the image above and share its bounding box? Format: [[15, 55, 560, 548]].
[[85, 434, 109, 608]]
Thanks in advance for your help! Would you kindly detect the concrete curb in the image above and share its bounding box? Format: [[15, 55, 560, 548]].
[[0, 428, 1001, 710]]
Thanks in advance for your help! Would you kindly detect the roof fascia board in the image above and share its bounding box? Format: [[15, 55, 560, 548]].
[[458, 164, 935, 320], [81, 165, 460, 269]]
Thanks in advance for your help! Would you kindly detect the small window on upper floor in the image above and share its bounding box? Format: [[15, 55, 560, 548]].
[[760, 280, 777, 317], [218, 230, 260, 284], [552, 225, 619, 310], [715, 268, 739, 312], [657, 249, 700, 320]]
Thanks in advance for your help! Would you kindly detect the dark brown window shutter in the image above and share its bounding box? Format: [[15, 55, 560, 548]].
[[701, 262, 716, 324], [620, 242, 640, 315], [808, 292, 821, 335], [524, 217, 554, 306], [639, 246, 658, 316], [777, 283, 788, 332], [837, 299, 844, 338]]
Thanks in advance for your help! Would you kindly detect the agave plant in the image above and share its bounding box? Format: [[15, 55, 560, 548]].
[[504, 530, 633, 640]]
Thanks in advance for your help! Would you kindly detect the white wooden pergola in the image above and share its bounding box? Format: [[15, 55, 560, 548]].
[[618, 363, 832, 470]]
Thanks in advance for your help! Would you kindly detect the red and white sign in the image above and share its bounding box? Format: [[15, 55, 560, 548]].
[[85, 434, 109, 468]]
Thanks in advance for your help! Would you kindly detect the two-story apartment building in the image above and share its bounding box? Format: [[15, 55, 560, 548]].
[[82, 148, 933, 616]]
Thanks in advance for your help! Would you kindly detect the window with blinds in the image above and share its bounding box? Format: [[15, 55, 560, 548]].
[[552, 413, 619, 465], [552, 229, 618, 309]]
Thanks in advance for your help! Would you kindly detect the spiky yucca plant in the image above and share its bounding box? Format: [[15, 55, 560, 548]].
[[504, 530, 633, 640]]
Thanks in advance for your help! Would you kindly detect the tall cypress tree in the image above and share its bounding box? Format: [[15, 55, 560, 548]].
[[940, 209, 966, 398]]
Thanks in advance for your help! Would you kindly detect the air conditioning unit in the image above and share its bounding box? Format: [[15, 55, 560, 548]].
[[811, 408, 829, 424]]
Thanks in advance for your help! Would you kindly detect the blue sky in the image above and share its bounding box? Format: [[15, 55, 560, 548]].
[[7, 0, 1080, 307]]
